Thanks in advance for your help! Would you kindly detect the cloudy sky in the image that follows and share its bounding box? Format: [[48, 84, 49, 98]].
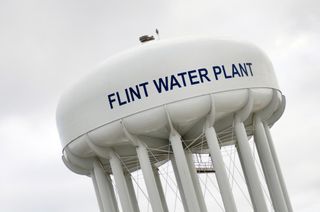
[[0, 0, 319, 211]]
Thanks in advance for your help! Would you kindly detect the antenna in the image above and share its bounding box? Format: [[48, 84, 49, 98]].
[[155, 28, 160, 40]]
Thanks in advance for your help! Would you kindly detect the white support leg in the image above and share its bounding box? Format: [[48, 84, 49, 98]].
[[106, 174, 119, 212], [109, 152, 135, 212], [237, 145, 254, 204], [93, 160, 119, 212], [264, 123, 293, 212], [254, 116, 288, 212], [136, 143, 168, 212], [234, 116, 269, 212], [170, 133, 202, 212], [205, 126, 238, 212], [171, 156, 190, 212], [125, 173, 140, 212], [152, 167, 169, 212], [92, 170, 104, 212], [185, 151, 208, 212]]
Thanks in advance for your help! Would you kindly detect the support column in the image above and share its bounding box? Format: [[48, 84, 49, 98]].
[[254, 116, 288, 212], [185, 151, 208, 212], [109, 152, 135, 212], [93, 160, 119, 212], [125, 173, 140, 212], [205, 126, 238, 212], [92, 170, 104, 212], [152, 167, 169, 212], [136, 143, 168, 212], [106, 174, 119, 212], [234, 116, 269, 212], [170, 133, 202, 212], [171, 156, 190, 212], [264, 123, 293, 212]]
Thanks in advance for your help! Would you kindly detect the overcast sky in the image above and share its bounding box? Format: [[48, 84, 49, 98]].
[[0, 0, 320, 211]]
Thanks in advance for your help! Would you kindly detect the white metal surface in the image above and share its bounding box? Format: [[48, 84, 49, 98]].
[[185, 151, 207, 212], [264, 124, 293, 212], [56, 37, 279, 149], [93, 160, 119, 212], [109, 151, 136, 212], [136, 142, 167, 212], [254, 115, 288, 212], [125, 173, 140, 212], [205, 126, 238, 212], [171, 156, 190, 212], [170, 132, 202, 212], [234, 115, 269, 212]]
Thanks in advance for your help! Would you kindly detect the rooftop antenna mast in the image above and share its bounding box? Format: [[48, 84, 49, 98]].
[[155, 29, 160, 40]]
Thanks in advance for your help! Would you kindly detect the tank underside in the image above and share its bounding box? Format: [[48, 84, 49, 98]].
[[63, 87, 284, 174]]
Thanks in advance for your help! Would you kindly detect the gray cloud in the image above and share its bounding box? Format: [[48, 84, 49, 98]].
[[1, 0, 319, 211]]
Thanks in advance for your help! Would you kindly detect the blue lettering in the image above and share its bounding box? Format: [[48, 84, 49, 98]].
[[232, 64, 241, 77], [124, 88, 131, 103], [116, 92, 127, 106], [107, 62, 254, 109], [198, 68, 211, 83], [139, 82, 149, 97], [213, 66, 222, 80], [153, 77, 169, 93], [188, 70, 200, 85], [129, 85, 141, 101], [246, 63, 253, 76], [222, 65, 232, 79], [108, 93, 116, 109], [177, 72, 187, 86], [170, 75, 182, 90], [239, 63, 248, 77]]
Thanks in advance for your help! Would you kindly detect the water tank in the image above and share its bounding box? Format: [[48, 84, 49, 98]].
[[56, 37, 292, 212]]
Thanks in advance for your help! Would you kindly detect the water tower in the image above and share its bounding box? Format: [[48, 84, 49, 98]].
[[56, 37, 293, 212]]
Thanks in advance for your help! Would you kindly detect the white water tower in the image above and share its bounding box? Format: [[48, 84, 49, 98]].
[[56, 37, 292, 212]]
